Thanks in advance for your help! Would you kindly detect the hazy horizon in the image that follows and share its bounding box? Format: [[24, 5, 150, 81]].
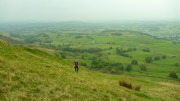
[[0, 0, 180, 22]]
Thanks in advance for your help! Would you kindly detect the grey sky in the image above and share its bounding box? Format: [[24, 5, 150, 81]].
[[0, 0, 180, 22]]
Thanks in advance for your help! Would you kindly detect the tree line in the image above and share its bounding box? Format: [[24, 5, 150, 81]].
[[116, 47, 136, 58]]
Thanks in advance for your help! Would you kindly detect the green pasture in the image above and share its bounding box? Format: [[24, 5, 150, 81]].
[[31, 30, 180, 78]]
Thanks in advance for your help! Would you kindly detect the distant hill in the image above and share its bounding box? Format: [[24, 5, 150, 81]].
[[0, 40, 180, 101], [0, 33, 24, 46]]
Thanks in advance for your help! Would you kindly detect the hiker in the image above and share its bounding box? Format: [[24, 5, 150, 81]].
[[73, 61, 79, 72]]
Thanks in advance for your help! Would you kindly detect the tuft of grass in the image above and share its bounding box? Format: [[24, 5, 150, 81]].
[[134, 92, 151, 99], [119, 80, 132, 89], [134, 85, 141, 91], [119, 80, 141, 91]]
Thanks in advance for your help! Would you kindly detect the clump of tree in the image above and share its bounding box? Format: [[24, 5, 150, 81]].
[[44, 40, 53, 43], [55, 52, 66, 59], [86, 36, 94, 40], [108, 47, 113, 50], [111, 62, 124, 71], [55, 45, 62, 50], [116, 47, 136, 58], [9, 33, 21, 38], [142, 48, 150, 52], [23, 34, 43, 43], [107, 42, 116, 44], [154, 56, 160, 61], [119, 53, 130, 57], [80, 62, 87, 66], [145, 57, 153, 63], [162, 55, 166, 59], [62, 47, 103, 53], [116, 47, 136, 53], [125, 64, 132, 72], [81, 55, 85, 60], [152, 55, 167, 60], [103, 63, 124, 74], [132, 48, 137, 51], [174, 63, 179, 67], [111, 33, 122, 36], [75, 35, 83, 38], [24, 37, 41, 43], [131, 59, 138, 65], [91, 56, 103, 69], [139, 64, 147, 71], [56, 34, 61, 38], [60, 53, 66, 59], [43, 34, 49, 37], [168, 72, 179, 79], [41, 43, 56, 49], [90, 57, 124, 74]]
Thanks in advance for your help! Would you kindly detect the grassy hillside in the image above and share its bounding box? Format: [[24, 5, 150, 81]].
[[0, 40, 180, 101], [1, 22, 179, 79]]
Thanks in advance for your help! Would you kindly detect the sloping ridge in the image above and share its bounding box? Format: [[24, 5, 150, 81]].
[[0, 40, 179, 101], [0, 34, 24, 45]]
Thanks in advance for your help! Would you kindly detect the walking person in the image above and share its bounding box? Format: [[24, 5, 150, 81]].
[[73, 61, 79, 72]]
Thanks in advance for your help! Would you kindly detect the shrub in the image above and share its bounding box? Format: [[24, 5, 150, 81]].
[[60, 53, 66, 59], [75, 35, 83, 38], [80, 62, 87, 66], [43, 34, 49, 37], [24, 38, 40, 43], [145, 57, 153, 63], [142, 48, 150, 52], [174, 63, 179, 67], [168, 72, 179, 79], [125, 64, 132, 72], [131, 59, 138, 65], [154, 56, 160, 61], [117, 64, 124, 71], [109, 47, 112, 49], [81, 55, 85, 59], [86, 36, 94, 39], [139, 65, 147, 71], [133, 48, 137, 51], [162, 55, 166, 59]]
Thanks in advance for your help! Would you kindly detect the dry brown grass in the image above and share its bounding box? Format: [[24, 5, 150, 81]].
[[119, 80, 132, 89], [119, 80, 141, 91], [134, 85, 141, 91]]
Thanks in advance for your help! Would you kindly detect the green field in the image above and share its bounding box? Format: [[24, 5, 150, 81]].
[[24, 30, 179, 78]]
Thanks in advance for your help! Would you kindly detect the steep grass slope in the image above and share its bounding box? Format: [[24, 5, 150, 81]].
[[0, 40, 180, 101]]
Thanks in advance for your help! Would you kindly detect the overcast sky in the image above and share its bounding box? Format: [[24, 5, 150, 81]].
[[0, 0, 180, 22]]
